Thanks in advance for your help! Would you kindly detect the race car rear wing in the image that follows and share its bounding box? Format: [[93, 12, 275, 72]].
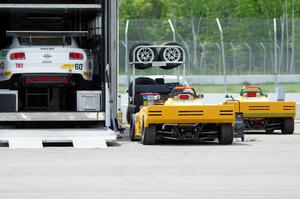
[[6, 31, 89, 37]]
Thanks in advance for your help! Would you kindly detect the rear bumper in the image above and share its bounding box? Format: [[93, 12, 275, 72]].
[[0, 73, 90, 88], [142, 104, 235, 127], [1, 70, 90, 82]]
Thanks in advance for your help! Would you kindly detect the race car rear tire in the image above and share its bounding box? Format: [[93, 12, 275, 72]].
[[282, 118, 294, 134], [142, 124, 157, 145], [218, 124, 233, 145]]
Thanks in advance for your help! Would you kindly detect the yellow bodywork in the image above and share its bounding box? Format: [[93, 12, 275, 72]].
[[226, 92, 296, 119], [134, 96, 235, 139], [226, 101, 296, 119]]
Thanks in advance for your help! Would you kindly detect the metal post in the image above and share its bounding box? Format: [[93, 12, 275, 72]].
[[215, 42, 221, 75], [274, 18, 278, 90], [199, 42, 206, 75], [285, 0, 289, 73], [244, 42, 252, 75], [216, 18, 227, 94], [230, 42, 236, 72], [125, 20, 129, 73], [125, 20, 130, 87], [260, 42, 267, 74], [168, 19, 176, 42], [290, 0, 295, 74]]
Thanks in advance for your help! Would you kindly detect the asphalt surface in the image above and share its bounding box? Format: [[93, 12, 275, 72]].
[[0, 124, 300, 199]]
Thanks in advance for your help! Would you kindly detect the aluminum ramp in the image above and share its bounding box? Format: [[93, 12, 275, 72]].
[[0, 128, 117, 149]]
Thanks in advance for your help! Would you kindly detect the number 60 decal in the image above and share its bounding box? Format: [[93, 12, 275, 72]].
[[75, 63, 83, 70]]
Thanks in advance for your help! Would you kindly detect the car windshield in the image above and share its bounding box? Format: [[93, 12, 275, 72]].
[[18, 36, 71, 46]]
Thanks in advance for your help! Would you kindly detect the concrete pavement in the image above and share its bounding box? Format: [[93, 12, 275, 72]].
[[0, 124, 300, 199]]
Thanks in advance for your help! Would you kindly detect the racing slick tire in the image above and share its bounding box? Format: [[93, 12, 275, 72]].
[[142, 124, 157, 145], [218, 124, 234, 145], [129, 43, 158, 70], [281, 118, 294, 135], [159, 42, 184, 70]]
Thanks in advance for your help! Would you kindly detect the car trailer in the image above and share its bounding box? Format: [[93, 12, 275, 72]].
[[0, 0, 119, 148]]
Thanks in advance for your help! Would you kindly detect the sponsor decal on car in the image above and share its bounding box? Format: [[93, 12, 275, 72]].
[[41, 47, 55, 51], [4, 71, 12, 76], [43, 54, 53, 59], [61, 64, 74, 69], [42, 60, 52, 64], [83, 71, 89, 77]]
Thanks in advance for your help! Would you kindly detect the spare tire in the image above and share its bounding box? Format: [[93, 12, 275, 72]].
[[129, 43, 158, 70], [159, 42, 184, 70]]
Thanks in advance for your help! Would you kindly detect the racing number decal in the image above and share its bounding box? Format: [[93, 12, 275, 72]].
[[75, 63, 83, 70], [16, 63, 24, 68]]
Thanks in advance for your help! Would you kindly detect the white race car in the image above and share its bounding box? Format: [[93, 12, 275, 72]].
[[0, 31, 93, 87]]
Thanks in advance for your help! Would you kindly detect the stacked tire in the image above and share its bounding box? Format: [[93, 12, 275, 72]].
[[129, 43, 158, 69], [129, 42, 184, 70], [158, 42, 184, 70]]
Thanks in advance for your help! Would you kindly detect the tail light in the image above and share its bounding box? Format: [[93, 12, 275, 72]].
[[69, 52, 84, 60], [179, 94, 190, 100], [10, 52, 25, 60]]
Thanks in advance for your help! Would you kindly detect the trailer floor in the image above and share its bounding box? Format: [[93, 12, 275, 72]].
[[0, 124, 300, 199]]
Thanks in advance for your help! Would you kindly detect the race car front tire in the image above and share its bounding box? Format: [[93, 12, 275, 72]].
[[129, 116, 138, 141], [218, 124, 233, 145]]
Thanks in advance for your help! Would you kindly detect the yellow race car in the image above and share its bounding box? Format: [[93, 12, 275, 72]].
[[130, 86, 243, 145], [225, 86, 296, 134]]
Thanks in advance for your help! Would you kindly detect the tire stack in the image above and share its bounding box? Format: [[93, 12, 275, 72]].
[[129, 42, 184, 70]]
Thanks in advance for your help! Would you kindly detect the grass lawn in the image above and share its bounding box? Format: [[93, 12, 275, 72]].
[[118, 83, 300, 94]]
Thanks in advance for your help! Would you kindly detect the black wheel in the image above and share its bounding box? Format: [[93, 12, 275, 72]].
[[129, 119, 138, 141], [142, 124, 157, 145], [126, 107, 131, 124], [241, 134, 245, 142], [218, 124, 234, 145], [126, 104, 137, 124], [159, 42, 184, 70], [282, 118, 294, 134], [129, 43, 158, 70]]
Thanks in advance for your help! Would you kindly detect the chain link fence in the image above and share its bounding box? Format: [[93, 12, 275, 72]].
[[119, 18, 300, 79]]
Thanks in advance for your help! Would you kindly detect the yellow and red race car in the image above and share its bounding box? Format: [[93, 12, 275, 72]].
[[130, 86, 243, 145], [225, 86, 296, 134]]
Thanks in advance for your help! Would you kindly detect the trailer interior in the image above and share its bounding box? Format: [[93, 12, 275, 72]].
[[0, 0, 118, 126]]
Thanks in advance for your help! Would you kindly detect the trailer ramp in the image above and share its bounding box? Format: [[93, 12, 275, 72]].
[[0, 128, 117, 149]]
